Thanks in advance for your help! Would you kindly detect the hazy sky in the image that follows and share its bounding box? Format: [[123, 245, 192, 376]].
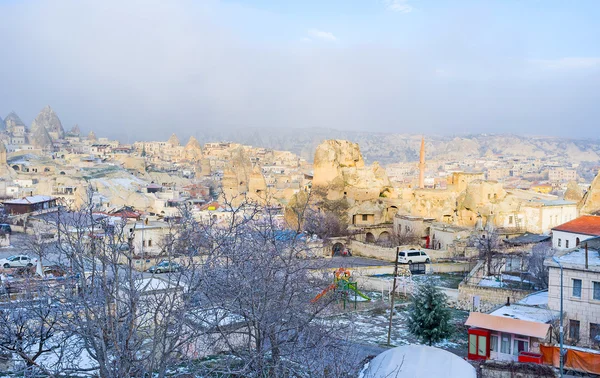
[[1, 0, 599, 141]]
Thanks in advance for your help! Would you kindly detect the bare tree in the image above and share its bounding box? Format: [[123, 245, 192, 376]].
[[527, 242, 554, 290], [469, 231, 505, 276], [391, 230, 422, 247], [186, 200, 357, 377], [0, 282, 68, 377]]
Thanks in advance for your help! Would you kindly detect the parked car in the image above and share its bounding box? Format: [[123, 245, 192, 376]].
[[397, 250, 430, 264], [0, 224, 12, 234], [0, 255, 38, 269], [147, 261, 181, 274]]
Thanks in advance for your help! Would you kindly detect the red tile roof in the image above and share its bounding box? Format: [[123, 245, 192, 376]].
[[552, 215, 600, 236]]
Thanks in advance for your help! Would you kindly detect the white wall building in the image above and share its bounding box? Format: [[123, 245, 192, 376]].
[[551, 215, 600, 250]]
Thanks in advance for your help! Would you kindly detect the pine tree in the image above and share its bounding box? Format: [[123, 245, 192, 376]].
[[407, 282, 453, 346]]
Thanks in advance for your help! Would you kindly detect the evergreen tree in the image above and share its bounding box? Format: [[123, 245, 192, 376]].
[[407, 282, 453, 346]]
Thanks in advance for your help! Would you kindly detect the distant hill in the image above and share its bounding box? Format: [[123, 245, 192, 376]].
[[189, 127, 600, 165]]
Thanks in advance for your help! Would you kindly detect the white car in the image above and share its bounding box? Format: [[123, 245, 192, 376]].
[[0, 255, 38, 269], [397, 250, 430, 264]]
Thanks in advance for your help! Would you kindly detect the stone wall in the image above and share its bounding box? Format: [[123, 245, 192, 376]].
[[479, 360, 557, 378], [457, 282, 534, 312], [348, 239, 453, 262]]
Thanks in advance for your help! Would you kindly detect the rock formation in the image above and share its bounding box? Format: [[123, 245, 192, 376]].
[[0, 142, 7, 176], [221, 146, 267, 205], [69, 124, 81, 136], [184, 136, 202, 161], [31, 105, 64, 140], [4, 111, 26, 134], [29, 117, 54, 149], [564, 180, 584, 202], [312, 140, 391, 201], [167, 133, 180, 147], [580, 171, 600, 215]]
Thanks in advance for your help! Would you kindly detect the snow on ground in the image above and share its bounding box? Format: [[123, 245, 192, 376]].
[[322, 299, 469, 357]]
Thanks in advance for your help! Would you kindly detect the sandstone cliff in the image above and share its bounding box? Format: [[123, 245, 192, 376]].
[[580, 171, 600, 215], [313, 140, 391, 201]]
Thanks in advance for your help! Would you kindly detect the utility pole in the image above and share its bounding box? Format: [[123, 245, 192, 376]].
[[387, 246, 400, 346], [553, 256, 564, 378]]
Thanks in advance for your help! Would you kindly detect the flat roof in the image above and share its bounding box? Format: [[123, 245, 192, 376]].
[[3, 195, 55, 205], [465, 312, 550, 339]]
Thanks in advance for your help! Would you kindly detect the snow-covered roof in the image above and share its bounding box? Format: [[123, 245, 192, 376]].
[[518, 290, 549, 306], [548, 247, 600, 270], [360, 345, 476, 378], [3, 195, 55, 205], [490, 303, 558, 323]]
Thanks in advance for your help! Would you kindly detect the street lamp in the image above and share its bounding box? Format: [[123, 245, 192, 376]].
[[552, 256, 564, 378]]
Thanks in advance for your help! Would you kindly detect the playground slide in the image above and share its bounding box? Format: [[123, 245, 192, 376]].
[[311, 283, 337, 303], [347, 285, 371, 301]]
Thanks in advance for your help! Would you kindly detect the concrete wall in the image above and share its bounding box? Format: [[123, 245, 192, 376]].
[[457, 282, 534, 312]]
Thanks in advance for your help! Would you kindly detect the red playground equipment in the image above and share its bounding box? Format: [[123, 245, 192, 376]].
[[311, 267, 371, 308]]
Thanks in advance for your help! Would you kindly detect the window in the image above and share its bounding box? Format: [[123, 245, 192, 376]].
[[570, 320, 580, 340], [591, 323, 600, 345], [478, 335, 487, 357], [490, 334, 499, 352], [362, 214, 368, 221], [594, 282, 600, 301], [558, 239, 562, 247], [142, 240, 146, 247], [469, 334, 477, 355], [509, 216, 513, 225], [566, 240, 569, 248], [500, 333, 511, 354], [573, 279, 582, 298], [513, 335, 529, 356], [148, 239, 152, 247], [576, 237, 581, 246]]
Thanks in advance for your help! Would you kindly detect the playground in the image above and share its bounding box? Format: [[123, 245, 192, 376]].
[[312, 266, 468, 357]]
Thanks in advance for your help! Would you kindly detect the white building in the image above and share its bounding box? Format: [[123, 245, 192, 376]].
[[551, 215, 600, 250]]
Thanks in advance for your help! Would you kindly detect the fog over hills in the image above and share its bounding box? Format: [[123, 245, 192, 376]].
[[186, 127, 600, 165]]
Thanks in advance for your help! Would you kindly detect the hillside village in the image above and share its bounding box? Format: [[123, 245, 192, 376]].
[[2, 106, 600, 376]]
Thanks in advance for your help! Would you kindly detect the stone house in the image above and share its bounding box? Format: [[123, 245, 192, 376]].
[[545, 238, 600, 347]]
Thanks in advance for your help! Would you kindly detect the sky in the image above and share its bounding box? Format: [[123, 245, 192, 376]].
[[0, 0, 599, 141]]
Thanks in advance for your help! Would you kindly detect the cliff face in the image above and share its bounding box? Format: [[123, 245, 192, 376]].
[[313, 140, 391, 201], [580, 171, 600, 215], [31, 105, 64, 140]]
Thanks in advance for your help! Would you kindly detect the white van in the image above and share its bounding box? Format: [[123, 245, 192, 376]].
[[397, 250, 430, 264]]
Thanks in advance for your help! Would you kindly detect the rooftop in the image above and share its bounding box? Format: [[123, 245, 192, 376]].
[[503, 233, 550, 245], [552, 215, 600, 236], [3, 195, 56, 205]]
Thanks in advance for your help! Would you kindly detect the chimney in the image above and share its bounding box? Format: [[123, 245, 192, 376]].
[[506, 297, 510, 306], [586, 242, 589, 270]]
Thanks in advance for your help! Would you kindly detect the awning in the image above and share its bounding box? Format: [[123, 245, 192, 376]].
[[465, 312, 550, 339]]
